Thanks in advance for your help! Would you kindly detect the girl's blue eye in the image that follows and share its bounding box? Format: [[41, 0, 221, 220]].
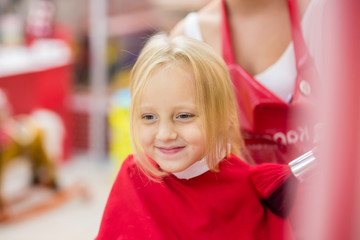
[[177, 113, 195, 119], [142, 114, 156, 120]]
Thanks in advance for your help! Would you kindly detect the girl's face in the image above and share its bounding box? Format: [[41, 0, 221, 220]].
[[137, 64, 206, 173]]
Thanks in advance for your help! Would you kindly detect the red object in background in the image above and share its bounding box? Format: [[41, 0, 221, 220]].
[[320, 1, 360, 239], [0, 65, 73, 160], [0, 13, 74, 160], [299, 1, 360, 239]]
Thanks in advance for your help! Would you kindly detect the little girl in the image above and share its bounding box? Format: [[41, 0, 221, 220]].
[[96, 34, 295, 240]]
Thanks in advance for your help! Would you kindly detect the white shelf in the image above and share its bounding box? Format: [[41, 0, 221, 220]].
[[0, 39, 72, 77]]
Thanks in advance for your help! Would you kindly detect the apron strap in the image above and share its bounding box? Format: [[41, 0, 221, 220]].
[[287, 0, 315, 78], [221, 0, 236, 65]]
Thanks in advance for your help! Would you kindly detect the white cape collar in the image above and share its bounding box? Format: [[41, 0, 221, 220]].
[[172, 157, 210, 180]]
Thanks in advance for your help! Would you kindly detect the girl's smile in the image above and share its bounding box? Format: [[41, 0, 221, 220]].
[[156, 146, 186, 155]]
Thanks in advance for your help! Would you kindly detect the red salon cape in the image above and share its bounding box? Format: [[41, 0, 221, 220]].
[[96, 154, 295, 240], [221, 0, 319, 164]]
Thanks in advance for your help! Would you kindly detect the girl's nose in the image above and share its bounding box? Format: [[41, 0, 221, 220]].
[[156, 121, 177, 141]]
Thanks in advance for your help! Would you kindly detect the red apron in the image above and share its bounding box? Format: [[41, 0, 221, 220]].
[[221, 0, 319, 164]]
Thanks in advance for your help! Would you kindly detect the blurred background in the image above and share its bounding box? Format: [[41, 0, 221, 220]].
[[0, 0, 359, 240], [0, 0, 209, 239]]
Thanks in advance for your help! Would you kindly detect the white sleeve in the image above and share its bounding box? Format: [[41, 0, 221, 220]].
[[184, 12, 204, 41]]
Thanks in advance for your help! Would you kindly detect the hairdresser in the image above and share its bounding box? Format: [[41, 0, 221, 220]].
[[170, 0, 325, 165]]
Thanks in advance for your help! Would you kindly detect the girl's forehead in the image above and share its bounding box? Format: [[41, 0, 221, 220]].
[[144, 63, 195, 89], [136, 63, 200, 109]]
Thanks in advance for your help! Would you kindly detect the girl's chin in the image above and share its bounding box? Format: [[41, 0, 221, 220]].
[[157, 162, 188, 174]]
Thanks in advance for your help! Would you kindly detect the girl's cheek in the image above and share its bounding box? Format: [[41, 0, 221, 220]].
[[138, 126, 156, 143]]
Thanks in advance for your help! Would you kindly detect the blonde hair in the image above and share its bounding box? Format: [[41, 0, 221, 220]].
[[130, 33, 245, 179]]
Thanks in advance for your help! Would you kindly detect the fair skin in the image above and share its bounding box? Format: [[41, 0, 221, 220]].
[[170, 0, 311, 76], [137, 63, 206, 173]]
